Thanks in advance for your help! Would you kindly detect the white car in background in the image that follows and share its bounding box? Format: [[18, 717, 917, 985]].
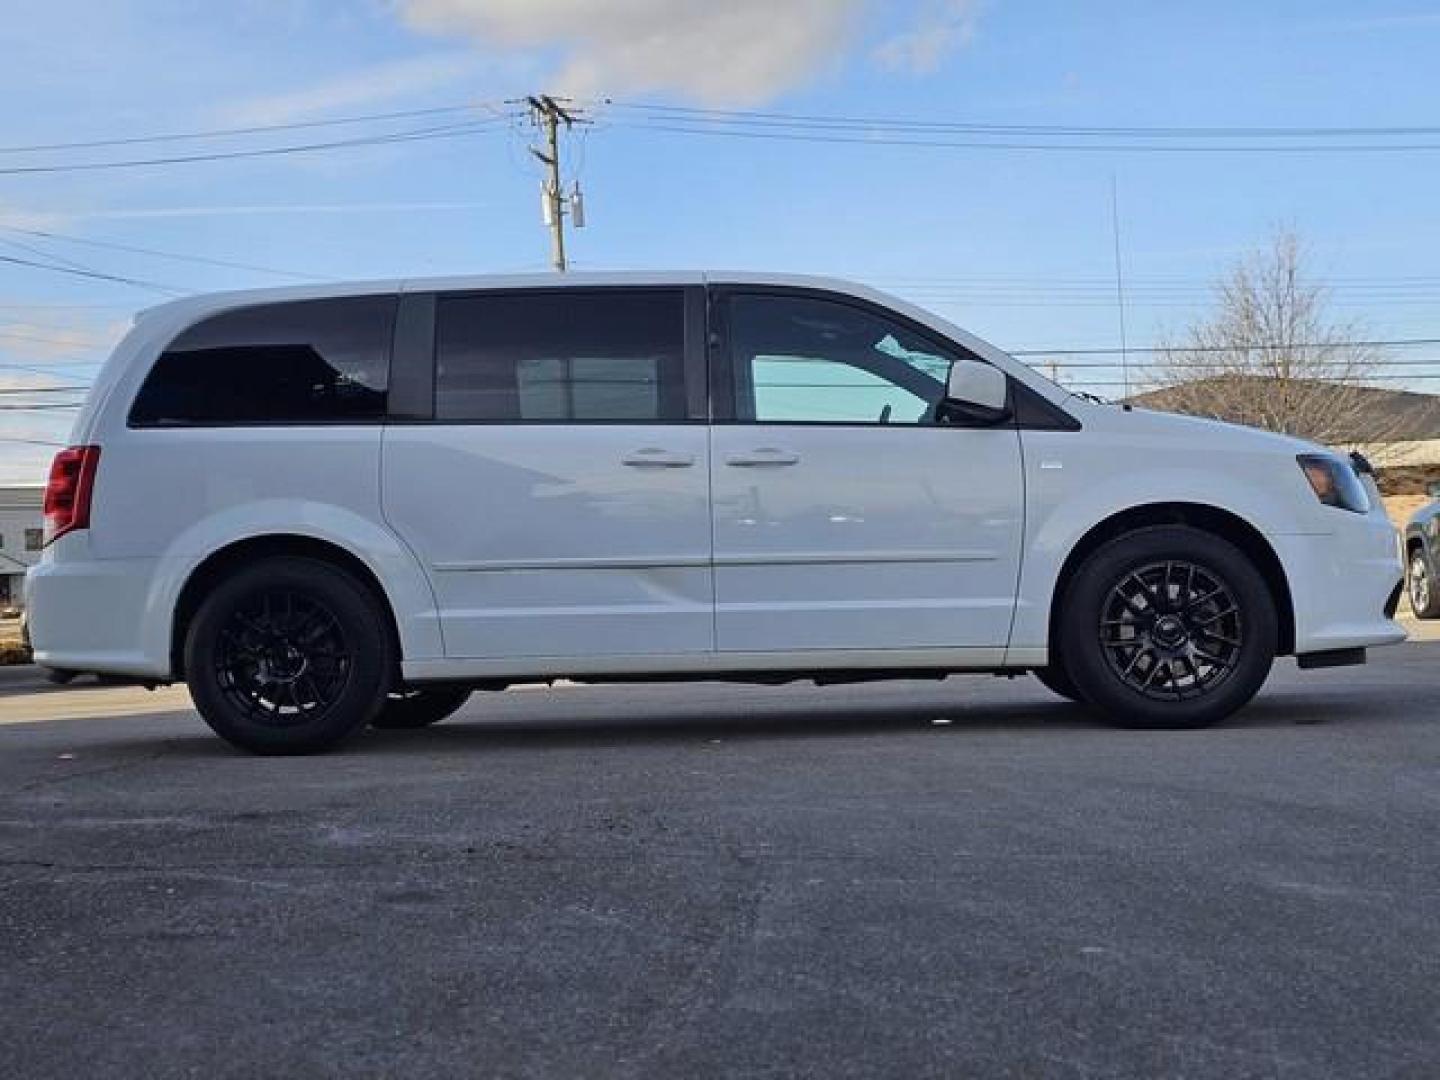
[[26, 274, 1405, 753]]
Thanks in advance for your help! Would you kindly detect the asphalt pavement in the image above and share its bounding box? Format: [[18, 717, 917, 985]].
[[1, 641, 1438, 1079]]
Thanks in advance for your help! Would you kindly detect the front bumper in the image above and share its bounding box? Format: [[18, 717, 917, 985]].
[[1272, 514, 1406, 657]]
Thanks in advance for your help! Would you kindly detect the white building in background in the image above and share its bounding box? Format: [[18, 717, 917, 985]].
[[0, 485, 44, 610]]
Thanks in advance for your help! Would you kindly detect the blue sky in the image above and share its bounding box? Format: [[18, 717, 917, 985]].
[[4, 0, 1440, 481]]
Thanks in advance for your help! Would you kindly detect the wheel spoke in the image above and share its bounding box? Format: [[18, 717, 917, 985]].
[[1128, 572, 1162, 609], [299, 672, 328, 710], [1192, 647, 1231, 669], [1173, 654, 1196, 696], [1198, 630, 1242, 648], [1140, 658, 1165, 690], [1192, 606, 1238, 628], [1184, 586, 1226, 613], [1121, 646, 1151, 679]]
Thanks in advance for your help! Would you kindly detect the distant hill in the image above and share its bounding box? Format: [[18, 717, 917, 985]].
[[1126, 376, 1440, 443]]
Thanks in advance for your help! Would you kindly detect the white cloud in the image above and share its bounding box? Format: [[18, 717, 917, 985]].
[[873, 0, 981, 74], [218, 50, 480, 125], [397, 0, 869, 104]]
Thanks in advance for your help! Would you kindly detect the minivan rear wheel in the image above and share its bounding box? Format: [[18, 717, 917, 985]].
[[1057, 526, 1277, 729], [184, 557, 393, 754]]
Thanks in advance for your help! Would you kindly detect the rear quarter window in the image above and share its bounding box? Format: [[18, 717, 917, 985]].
[[129, 296, 396, 426]]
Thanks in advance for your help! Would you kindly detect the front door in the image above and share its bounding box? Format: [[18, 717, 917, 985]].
[[382, 286, 714, 659], [708, 288, 1025, 653]]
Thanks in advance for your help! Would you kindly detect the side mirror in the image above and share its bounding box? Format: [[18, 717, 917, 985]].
[[942, 362, 1011, 425]]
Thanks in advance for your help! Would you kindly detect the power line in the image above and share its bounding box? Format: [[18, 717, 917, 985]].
[[0, 253, 185, 294], [0, 436, 67, 447], [0, 232, 108, 278], [888, 280, 1440, 295], [1038, 356, 1440, 369], [0, 103, 487, 155], [0, 302, 130, 311], [16, 99, 1440, 160], [0, 119, 503, 177], [606, 101, 1440, 140], [1065, 374, 1440, 387], [621, 121, 1440, 154], [0, 385, 91, 395], [1012, 337, 1440, 356], [0, 363, 102, 387], [0, 225, 317, 281]]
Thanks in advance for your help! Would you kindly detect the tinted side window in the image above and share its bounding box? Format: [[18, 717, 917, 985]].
[[434, 290, 687, 422], [130, 296, 396, 426], [728, 293, 955, 425]]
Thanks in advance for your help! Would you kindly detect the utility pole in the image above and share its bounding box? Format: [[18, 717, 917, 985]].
[[522, 95, 586, 272]]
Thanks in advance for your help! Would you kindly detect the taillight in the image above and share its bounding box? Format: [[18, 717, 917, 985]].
[[43, 445, 101, 545]]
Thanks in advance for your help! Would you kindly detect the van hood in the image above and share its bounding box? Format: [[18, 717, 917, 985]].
[[1068, 398, 1334, 458]]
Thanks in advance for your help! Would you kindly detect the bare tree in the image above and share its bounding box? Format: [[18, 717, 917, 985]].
[[1144, 229, 1398, 449]]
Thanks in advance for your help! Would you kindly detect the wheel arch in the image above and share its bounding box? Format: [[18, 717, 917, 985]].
[[1047, 502, 1296, 659], [170, 534, 403, 680]]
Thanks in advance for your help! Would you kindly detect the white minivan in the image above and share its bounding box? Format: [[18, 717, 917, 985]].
[[26, 274, 1405, 753]]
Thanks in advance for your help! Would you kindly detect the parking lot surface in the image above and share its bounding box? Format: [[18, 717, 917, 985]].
[[2, 641, 1438, 1079]]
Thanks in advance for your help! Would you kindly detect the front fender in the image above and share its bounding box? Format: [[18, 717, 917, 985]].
[[1008, 437, 1313, 656]]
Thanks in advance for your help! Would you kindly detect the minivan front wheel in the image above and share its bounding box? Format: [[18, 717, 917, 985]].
[[1058, 526, 1277, 729], [185, 557, 393, 754]]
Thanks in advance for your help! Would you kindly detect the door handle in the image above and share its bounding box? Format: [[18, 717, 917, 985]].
[[725, 447, 800, 467], [622, 448, 695, 468]]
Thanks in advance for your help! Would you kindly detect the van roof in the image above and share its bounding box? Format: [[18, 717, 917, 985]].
[[137, 272, 890, 321]]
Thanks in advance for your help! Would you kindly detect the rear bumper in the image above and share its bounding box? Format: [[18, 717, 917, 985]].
[[25, 546, 173, 678], [1272, 519, 1406, 657]]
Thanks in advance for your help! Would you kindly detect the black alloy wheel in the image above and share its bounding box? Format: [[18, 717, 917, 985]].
[[1058, 526, 1277, 729], [186, 557, 392, 754]]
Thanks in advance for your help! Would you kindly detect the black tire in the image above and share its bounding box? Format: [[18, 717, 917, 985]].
[[1057, 525, 1277, 729], [184, 556, 394, 754], [1033, 663, 1085, 703], [371, 687, 472, 729], [1408, 549, 1440, 619]]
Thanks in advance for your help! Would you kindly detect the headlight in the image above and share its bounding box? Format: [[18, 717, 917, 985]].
[[1297, 453, 1371, 514]]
